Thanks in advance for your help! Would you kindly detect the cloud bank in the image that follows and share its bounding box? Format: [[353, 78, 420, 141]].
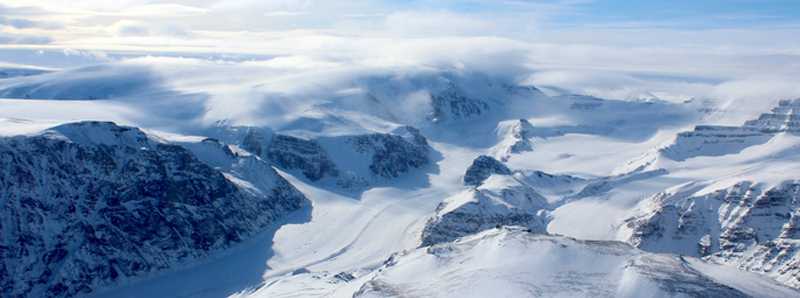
[[0, 0, 797, 127]]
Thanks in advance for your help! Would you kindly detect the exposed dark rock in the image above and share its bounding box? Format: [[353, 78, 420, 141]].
[[421, 175, 548, 247], [625, 180, 800, 288], [430, 84, 491, 122], [0, 121, 306, 297], [349, 126, 430, 179], [266, 134, 339, 181], [463, 155, 512, 186]]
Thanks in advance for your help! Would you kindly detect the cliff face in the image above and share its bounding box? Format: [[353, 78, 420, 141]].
[[625, 181, 800, 288], [266, 134, 339, 182], [661, 99, 800, 161], [0, 121, 306, 297], [231, 125, 431, 189], [744, 99, 800, 133]]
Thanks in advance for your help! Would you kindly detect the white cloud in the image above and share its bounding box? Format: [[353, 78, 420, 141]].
[[0, 31, 51, 44], [108, 20, 191, 37], [109, 20, 150, 36], [119, 4, 208, 17], [0, 0, 797, 119], [263, 11, 309, 17], [384, 11, 498, 37]]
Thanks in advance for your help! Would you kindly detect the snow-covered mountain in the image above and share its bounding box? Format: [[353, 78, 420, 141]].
[[491, 118, 536, 161], [421, 173, 550, 246], [0, 121, 307, 297], [206, 124, 433, 192], [2, 61, 800, 297], [629, 99, 800, 167], [360, 227, 795, 298], [624, 180, 800, 288]]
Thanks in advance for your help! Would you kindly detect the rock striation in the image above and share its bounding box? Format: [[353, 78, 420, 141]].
[[625, 181, 800, 288], [0, 121, 306, 297]]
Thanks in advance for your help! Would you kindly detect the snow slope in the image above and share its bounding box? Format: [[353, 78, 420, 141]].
[[355, 227, 797, 298]]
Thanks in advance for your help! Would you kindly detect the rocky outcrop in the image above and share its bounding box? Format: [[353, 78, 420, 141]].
[[744, 99, 800, 133], [660, 99, 800, 161], [219, 125, 431, 188], [660, 126, 773, 161], [492, 119, 536, 161], [348, 126, 430, 179], [0, 121, 306, 297], [625, 180, 800, 288], [463, 155, 512, 186], [421, 173, 549, 246], [429, 83, 490, 122], [266, 134, 339, 181]]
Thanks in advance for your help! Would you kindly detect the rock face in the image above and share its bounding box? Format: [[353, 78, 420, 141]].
[[743, 99, 800, 133], [421, 173, 549, 247], [218, 125, 431, 189], [0, 121, 306, 297], [347, 126, 430, 179], [625, 180, 800, 288], [463, 155, 512, 186], [660, 99, 800, 161], [266, 134, 339, 181], [429, 83, 490, 122], [660, 126, 773, 161], [492, 119, 535, 161]]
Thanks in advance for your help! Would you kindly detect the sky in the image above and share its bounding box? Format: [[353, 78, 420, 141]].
[[3, 1, 799, 47], [0, 0, 799, 112]]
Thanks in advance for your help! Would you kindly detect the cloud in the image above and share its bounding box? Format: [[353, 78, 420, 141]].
[[0, 0, 797, 122], [526, 69, 719, 101], [108, 19, 191, 37], [384, 11, 498, 37], [263, 11, 309, 17], [62, 48, 110, 61], [0, 16, 36, 29], [0, 3, 50, 17], [112, 3, 208, 18], [109, 20, 150, 36], [0, 32, 51, 44], [705, 77, 800, 125]]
